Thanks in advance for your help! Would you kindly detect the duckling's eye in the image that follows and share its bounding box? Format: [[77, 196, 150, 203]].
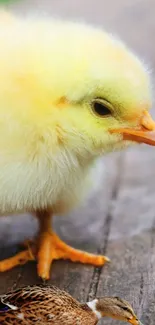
[[0, 302, 10, 312], [92, 99, 112, 117], [121, 306, 131, 313]]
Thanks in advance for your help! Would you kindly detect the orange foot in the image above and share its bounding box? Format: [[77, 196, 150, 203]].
[[0, 232, 110, 280]]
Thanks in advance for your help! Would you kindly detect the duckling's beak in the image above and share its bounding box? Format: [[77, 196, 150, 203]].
[[128, 319, 143, 325], [110, 110, 155, 145]]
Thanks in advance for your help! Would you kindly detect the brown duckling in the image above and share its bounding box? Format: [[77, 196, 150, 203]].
[[0, 284, 142, 325]]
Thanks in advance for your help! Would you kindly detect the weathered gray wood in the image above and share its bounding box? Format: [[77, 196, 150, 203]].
[[97, 146, 155, 325]]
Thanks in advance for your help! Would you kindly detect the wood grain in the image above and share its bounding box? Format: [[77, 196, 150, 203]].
[[97, 146, 155, 324]]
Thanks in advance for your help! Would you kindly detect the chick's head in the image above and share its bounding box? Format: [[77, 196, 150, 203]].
[[5, 19, 155, 160], [37, 21, 155, 159]]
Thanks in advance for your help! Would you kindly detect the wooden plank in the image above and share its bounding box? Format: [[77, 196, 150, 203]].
[[97, 146, 155, 325], [0, 215, 36, 293]]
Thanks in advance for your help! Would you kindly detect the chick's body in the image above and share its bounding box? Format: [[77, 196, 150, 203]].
[[0, 16, 150, 214], [0, 12, 154, 279], [0, 19, 96, 215]]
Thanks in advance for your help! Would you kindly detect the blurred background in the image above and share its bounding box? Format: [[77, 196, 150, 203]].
[[2, 0, 155, 62], [0, 1, 155, 324]]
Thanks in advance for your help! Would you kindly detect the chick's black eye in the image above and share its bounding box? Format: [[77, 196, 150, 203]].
[[92, 99, 112, 117]]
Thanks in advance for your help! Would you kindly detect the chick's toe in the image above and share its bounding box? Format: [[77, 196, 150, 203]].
[[37, 231, 110, 280]]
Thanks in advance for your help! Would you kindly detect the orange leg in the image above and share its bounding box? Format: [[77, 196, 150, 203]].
[[0, 211, 110, 280], [0, 249, 35, 272], [37, 231, 110, 280], [37, 210, 110, 280]]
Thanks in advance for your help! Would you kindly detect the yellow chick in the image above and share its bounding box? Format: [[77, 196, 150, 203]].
[[0, 11, 155, 280]]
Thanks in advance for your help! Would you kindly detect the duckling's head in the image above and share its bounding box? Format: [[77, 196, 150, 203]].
[[87, 296, 142, 324]]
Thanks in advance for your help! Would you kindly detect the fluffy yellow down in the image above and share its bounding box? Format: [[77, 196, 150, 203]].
[[0, 11, 151, 215]]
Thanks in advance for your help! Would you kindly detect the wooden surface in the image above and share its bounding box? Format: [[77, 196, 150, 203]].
[[0, 1, 155, 324]]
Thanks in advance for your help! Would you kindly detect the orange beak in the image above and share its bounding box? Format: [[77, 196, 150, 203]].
[[128, 318, 143, 325], [110, 110, 155, 145]]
